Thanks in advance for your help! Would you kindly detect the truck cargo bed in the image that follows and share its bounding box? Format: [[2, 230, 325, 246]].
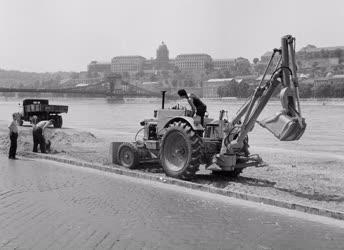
[[24, 104, 68, 113]]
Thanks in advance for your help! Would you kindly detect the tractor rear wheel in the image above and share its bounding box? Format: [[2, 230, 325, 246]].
[[117, 142, 139, 169], [160, 121, 202, 180]]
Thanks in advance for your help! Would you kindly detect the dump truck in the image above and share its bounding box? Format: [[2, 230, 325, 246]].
[[110, 35, 307, 179], [17, 99, 68, 128]]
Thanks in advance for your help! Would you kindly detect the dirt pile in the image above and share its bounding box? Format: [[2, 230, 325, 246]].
[[0, 125, 99, 155], [46, 130, 99, 145]]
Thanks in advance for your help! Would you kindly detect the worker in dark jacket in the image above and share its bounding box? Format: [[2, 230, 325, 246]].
[[32, 116, 52, 153], [178, 89, 207, 126], [8, 113, 19, 159]]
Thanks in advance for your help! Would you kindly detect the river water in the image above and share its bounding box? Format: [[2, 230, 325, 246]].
[[0, 97, 343, 161]]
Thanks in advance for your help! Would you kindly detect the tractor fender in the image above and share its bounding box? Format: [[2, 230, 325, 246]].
[[160, 116, 203, 133]]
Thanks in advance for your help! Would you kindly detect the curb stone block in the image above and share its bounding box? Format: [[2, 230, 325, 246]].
[[22, 152, 344, 221]]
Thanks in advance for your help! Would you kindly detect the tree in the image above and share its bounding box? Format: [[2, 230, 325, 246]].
[[70, 72, 79, 79], [217, 86, 229, 97], [331, 82, 344, 98], [205, 62, 214, 74], [334, 48, 342, 59], [253, 58, 259, 64], [215, 71, 224, 79], [254, 63, 267, 75], [150, 74, 157, 82], [173, 66, 181, 73], [33, 80, 40, 88], [135, 71, 144, 80], [171, 79, 178, 87], [314, 84, 332, 98], [216, 80, 242, 97], [223, 69, 232, 78], [299, 84, 313, 98], [233, 57, 252, 76], [122, 71, 130, 79], [161, 70, 169, 78], [236, 81, 250, 98]]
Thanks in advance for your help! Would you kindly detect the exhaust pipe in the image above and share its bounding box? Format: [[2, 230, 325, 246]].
[[161, 91, 166, 109]]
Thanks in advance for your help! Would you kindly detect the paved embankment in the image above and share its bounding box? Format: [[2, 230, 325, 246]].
[[22, 152, 344, 221], [1, 155, 344, 250]]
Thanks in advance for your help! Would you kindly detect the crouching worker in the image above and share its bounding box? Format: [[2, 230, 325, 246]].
[[32, 116, 53, 153], [177, 89, 207, 126]]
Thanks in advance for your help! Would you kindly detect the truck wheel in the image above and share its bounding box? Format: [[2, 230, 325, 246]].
[[117, 142, 139, 169], [53, 116, 63, 128], [58, 116, 63, 128], [160, 121, 202, 180]]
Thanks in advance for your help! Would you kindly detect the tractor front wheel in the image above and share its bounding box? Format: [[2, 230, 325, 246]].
[[160, 121, 202, 180], [117, 142, 139, 169]]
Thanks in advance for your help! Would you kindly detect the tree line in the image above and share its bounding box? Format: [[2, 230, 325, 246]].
[[299, 83, 344, 98]]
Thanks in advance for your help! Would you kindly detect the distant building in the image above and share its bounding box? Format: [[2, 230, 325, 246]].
[[203, 78, 239, 98], [314, 74, 344, 86], [260, 51, 274, 63], [298, 45, 344, 57], [213, 59, 235, 70], [174, 54, 212, 71], [111, 56, 146, 74], [297, 45, 344, 69], [260, 45, 344, 71], [142, 58, 155, 73], [87, 61, 111, 74], [156, 42, 169, 70]]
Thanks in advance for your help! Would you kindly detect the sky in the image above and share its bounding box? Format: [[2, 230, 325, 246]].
[[1, 0, 344, 72]]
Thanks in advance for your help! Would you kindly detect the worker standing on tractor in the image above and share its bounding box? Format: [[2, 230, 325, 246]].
[[178, 89, 207, 126], [32, 116, 53, 153]]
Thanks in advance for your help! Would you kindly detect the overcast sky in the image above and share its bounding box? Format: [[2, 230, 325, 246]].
[[1, 0, 344, 72]]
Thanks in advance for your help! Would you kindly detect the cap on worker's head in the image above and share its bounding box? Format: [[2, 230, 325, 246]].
[[177, 89, 187, 97], [31, 115, 38, 124]]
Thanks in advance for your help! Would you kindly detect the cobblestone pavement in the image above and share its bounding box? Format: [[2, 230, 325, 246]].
[[1, 156, 344, 250]]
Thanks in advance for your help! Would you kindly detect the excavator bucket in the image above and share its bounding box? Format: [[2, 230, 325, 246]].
[[258, 112, 306, 141]]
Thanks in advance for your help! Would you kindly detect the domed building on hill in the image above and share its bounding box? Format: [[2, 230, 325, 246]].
[[156, 42, 169, 70]]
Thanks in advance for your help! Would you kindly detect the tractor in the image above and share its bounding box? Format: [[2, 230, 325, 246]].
[[111, 35, 306, 179]]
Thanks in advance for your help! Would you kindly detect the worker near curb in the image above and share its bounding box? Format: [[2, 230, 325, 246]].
[[8, 113, 19, 159], [177, 89, 207, 126], [32, 116, 53, 153]]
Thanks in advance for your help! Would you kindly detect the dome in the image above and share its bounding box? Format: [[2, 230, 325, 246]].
[[158, 42, 168, 52], [156, 42, 169, 70]]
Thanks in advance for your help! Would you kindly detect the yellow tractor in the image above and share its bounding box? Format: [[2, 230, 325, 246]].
[[111, 35, 306, 179]]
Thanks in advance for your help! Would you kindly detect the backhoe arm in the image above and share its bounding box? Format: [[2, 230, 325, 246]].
[[224, 35, 307, 154]]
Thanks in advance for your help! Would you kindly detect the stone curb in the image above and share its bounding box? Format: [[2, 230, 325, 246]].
[[22, 152, 344, 221]]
